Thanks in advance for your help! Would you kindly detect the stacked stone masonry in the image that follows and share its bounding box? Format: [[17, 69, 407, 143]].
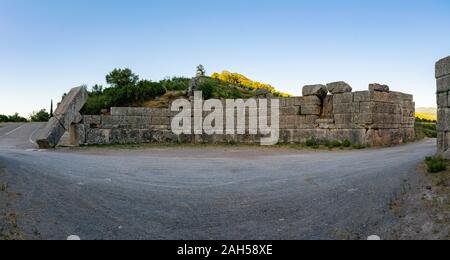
[[436, 56, 450, 158], [70, 84, 415, 147]]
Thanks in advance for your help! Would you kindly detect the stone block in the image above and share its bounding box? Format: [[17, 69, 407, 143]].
[[334, 113, 353, 125], [326, 81, 352, 94], [436, 55, 450, 78], [390, 91, 413, 102], [438, 108, 450, 131], [280, 106, 300, 116], [69, 124, 86, 145], [37, 87, 88, 148], [36, 117, 67, 149], [353, 91, 371, 102], [322, 95, 334, 118], [301, 96, 322, 106], [370, 91, 391, 102], [53, 87, 88, 129], [333, 92, 354, 103], [83, 115, 101, 127], [86, 129, 110, 145], [300, 105, 321, 115], [437, 92, 449, 108], [353, 113, 373, 125], [316, 119, 335, 129], [333, 103, 355, 114], [302, 84, 328, 99], [369, 83, 390, 93], [437, 75, 450, 93]]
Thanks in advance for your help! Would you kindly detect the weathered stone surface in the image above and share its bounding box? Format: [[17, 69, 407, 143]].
[[302, 85, 328, 99], [301, 96, 322, 106], [36, 86, 88, 148], [437, 108, 450, 132], [353, 91, 371, 102], [437, 75, 450, 93], [316, 119, 335, 129], [66, 82, 414, 147], [86, 129, 110, 145], [436, 56, 450, 79], [36, 117, 66, 149], [333, 93, 353, 104], [69, 124, 85, 145], [53, 87, 88, 129], [300, 105, 321, 115], [327, 81, 352, 94], [437, 92, 449, 108], [369, 83, 390, 93]]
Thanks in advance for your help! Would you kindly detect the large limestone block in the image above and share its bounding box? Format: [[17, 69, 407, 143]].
[[390, 91, 414, 102], [436, 56, 450, 79], [437, 75, 450, 93], [353, 91, 371, 102], [300, 105, 321, 115], [369, 83, 390, 93], [326, 81, 352, 94], [36, 86, 88, 148], [36, 117, 66, 148], [53, 87, 88, 129], [333, 103, 355, 114], [333, 92, 353, 103], [302, 85, 328, 99], [437, 92, 449, 108], [437, 108, 450, 131], [86, 129, 111, 145], [301, 96, 322, 106]]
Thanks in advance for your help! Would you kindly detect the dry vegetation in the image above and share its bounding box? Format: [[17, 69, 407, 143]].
[[0, 168, 24, 240]]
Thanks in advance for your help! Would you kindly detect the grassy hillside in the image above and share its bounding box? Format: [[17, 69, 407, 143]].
[[82, 68, 289, 115], [416, 107, 437, 121]]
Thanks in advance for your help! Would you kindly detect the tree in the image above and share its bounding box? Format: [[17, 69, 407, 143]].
[[196, 65, 206, 77], [7, 113, 27, 122], [30, 109, 50, 122], [91, 84, 104, 94], [50, 100, 53, 117], [106, 68, 139, 88]]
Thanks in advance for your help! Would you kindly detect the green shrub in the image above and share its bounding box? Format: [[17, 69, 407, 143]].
[[305, 138, 318, 147], [29, 109, 50, 122], [326, 140, 342, 149], [425, 156, 448, 173], [415, 122, 437, 139], [160, 77, 190, 91], [197, 81, 215, 99], [0, 114, 8, 122], [352, 143, 367, 149], [342, 139, 351, 148], [0, 113, 28, 123]]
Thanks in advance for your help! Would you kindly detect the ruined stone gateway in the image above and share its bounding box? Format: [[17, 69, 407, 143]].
[[37, 83, 415, 148]]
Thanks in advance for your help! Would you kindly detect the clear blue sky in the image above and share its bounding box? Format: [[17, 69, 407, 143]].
[[1, 0, 450, 116]]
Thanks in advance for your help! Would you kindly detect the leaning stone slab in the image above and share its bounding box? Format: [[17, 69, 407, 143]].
[[302, 84, 328, 99], [369, 83, 390, 93], [436, 56, 450, 79], [36, 117, 67, 149], [53, 87, 88, 129], [326, 81, 352, 94], [36, 86, 88, 148]]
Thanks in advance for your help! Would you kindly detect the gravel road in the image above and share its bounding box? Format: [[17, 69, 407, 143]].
[[0, 123, 436, 240]]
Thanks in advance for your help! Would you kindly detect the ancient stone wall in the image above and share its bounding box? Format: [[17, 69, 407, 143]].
[[436, 56, 450, 157], [70, 83, 415, 147]]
